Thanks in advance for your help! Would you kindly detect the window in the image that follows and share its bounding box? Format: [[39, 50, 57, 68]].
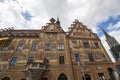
[[31, 43, 37, 50], [45, 43, 51, 50], [100, 54, 106, 61], [57, 43, 64, 50], [74, 54, 80, 61], [2, 45, 8, 51], [59, 56, 64, 64], [17, 44, 23, 51], [88, 53, 94, 61], [94, 42, 99, 48], [98, 73, 105, 80], [58, 73, 67, 80], [27, 57, 34, 64], [72, 41, 77, 47], [83, 42, 90, 48], [10, 57, 18, 65], [44, 57, 49, 64]]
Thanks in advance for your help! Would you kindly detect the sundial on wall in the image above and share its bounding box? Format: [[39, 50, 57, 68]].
[[45, 33, 58, 41], [45, 33, 62, 41]]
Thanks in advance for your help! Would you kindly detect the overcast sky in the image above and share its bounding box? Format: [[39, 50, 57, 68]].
[[0, 0, 120, 61]]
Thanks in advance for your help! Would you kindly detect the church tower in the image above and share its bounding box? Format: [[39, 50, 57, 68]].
[[102, 29, 120, 69], [102, 29, 120, 61], [102, 28, 120, 48]]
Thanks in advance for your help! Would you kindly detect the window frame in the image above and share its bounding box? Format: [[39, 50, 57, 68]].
[[72, 40, 77, 47], [83, 42, 90, 48], [10, 57, 18, 65], [98, 73, 105, 80], [27, 57, 34, 64], [88, 53, 94, 62], [45, 43, 51, 50], [57, 43, 64, 50], [31, 43, 37, 50], [74, 54, 80, 62], [2, 45, 8, 51], [100, 54, 106, 61], [16, 43, 23, 51], [94, 42, 99, 48], [59, 56, 65, 64]]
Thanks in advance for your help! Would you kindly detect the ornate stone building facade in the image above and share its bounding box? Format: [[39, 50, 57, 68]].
[[0, 18, 117, 80]]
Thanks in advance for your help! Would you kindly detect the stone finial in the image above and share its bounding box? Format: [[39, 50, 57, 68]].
[[50, 18, 56, 23], [75, 19, 79, 22]]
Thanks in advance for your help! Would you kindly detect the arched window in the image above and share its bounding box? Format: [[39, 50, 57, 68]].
[[107, 67, 116, 80], [82, 74, 91, 80], [58, 73, 67, 80], [2, 77, 10, 80]]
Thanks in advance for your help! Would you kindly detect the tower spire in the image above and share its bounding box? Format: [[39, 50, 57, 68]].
[[102, 28, 120, 48], [101, 28, 111, 38], [56, 16, 61, 27]]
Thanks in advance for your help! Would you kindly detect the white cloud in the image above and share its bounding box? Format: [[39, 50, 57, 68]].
[[0, 0, 120, 61], [0, 0, 120, 30], [108, 21, 120, 30]]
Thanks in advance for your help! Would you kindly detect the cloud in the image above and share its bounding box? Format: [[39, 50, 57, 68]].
[[0, 0, 120, 30], [21, 10, 33, 21], [0, 0, 120, 61], [108, 21, 120, 30]]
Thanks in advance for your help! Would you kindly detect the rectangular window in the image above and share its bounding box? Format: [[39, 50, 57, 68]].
[[27, 57, 34, 64], [59, 56, 64, 64], [17, 44, 23, 51], [57, 43, 64, 50], [100, 54, 106, 61], [88, 53, 94, 61], [72, 40, 77, 47], [83, 42, 90, 48], [74, 54, 80, 61], [45, 43, 51, 50], [94, 43, 99, 48], [31, 43, 37, 50], [2, 45, 8, 51], [98, 73, 105, 80], [44, 57, 50, 64], [10, 57, 18, 65]]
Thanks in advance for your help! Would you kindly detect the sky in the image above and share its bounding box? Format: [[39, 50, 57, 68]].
[[0, 0, 120, 61]]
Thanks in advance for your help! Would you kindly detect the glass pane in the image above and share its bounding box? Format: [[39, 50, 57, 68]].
[[75, 54, 80, 61]]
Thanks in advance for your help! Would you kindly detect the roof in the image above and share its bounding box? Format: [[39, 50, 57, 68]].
[[0, 29, 41, 37]]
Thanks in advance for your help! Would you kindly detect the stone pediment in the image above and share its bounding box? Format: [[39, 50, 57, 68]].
[[68, 19, 97, 38], [43, 24, 61, 33], [41, 18, 63, 33]]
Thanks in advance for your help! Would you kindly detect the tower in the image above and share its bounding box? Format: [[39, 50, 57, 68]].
[[102, 28, 120, 61], [56, 17, 61, 27], [102, 28, 120, 78]]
